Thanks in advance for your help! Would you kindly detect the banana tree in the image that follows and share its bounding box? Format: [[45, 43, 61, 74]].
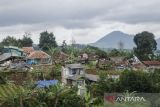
[[0, 84, 39, 107], [84, 91, 96, 107]]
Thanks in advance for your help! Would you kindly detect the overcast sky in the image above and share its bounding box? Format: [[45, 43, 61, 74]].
[[0, 0, 160, 45]]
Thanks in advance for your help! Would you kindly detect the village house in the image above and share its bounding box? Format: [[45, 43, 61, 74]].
[[142, 61, 160, 72], [97, 58, 113, 70], [54, 51, 69, 64], [77, 53, 89, 64], [85, 73, 99, 83], [88, 53, 99, 61], [22, 47, 34, 56], [127, 55, 146, 71], [110, 56, 129, 70], [0, 46, 25, 64], [26, 50, 52, 65], [0, 46, 31, 71], [131, 63, 146, 71], [62, 63, 86, 95]]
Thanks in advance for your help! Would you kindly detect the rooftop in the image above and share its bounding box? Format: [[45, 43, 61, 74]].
[[4, 46, 23, 52], [27, 50, 51, 59], [142, 61, 160, 66], [22, 47, 34, 54], [85, 74, 99, 82], [66, 63, 84, 69], [67, 75, 84, 81]]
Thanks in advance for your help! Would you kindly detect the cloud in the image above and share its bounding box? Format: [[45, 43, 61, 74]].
[[1, 0, 160, 27], [0, 0, 160, 44]]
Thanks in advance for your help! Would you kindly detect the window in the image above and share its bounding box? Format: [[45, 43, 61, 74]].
[[72, 69, 77, 75], [77, 80, 84, 86]]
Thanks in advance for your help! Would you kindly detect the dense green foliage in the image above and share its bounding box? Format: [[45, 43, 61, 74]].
[[19, 34, 33, 47], [0, 34, 33, 47], [107, 49, 133, 58], [0, 83, 86, 107], [1, 36, 20, 47], [88, 69, 160, 105], [39, 31, 58, 51], [134, 31, 157, 60], [119, 70, 151, 92], [83, 45, 108, 58]]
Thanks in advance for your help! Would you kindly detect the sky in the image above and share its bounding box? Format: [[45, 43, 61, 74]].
[[0, 0, 160, 45]]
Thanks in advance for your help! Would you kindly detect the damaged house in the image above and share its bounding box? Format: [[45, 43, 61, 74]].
[[0, 46, 25, 63], [0, 46, 30, 71], [62, 63, 86, 95], [110, 56, 129, 70]]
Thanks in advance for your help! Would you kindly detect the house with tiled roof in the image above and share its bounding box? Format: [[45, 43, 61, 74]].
[[54, 51, 69, 63], [26, 50, 52, 65], [22, 47, 34, 56], [142, 61, 160, 72]]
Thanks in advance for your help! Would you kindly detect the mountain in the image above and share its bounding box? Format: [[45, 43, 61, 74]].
[[156, 38, 160, 50], [90, 31, 135, 49]]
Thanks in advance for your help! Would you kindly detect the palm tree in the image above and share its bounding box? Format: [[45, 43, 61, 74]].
[[48, 47, 60, 65]]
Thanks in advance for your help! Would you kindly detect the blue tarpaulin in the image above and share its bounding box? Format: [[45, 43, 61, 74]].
[[36, 80, 58, 88]]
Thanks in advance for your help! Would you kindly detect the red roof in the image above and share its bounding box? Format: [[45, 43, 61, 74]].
[[22, 47, 34, 54], [132, 63, 145, 69], [142, 61, 160, 66], [27, 51, 50, 59]]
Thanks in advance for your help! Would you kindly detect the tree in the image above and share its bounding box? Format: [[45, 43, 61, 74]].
[[57, 88, 85, 107], [19, 33, 33, 47], [48, 47, 60, 65], [119, 70, 151, 92], [1, 36, 20, 47], [108, 49, 120, 57], [134, 31, 157, 60], [39, 31, 58, 51], [149, 69, 160, 92]]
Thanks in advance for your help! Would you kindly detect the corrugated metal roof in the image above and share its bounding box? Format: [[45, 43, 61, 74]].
[[0, 53, 11, 62], [85, 74, 99, 82], [4, 46, 23, 52], [67, 75, 84, 81], [66, 64, 84, 69], [0, 53, 24, 62]]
